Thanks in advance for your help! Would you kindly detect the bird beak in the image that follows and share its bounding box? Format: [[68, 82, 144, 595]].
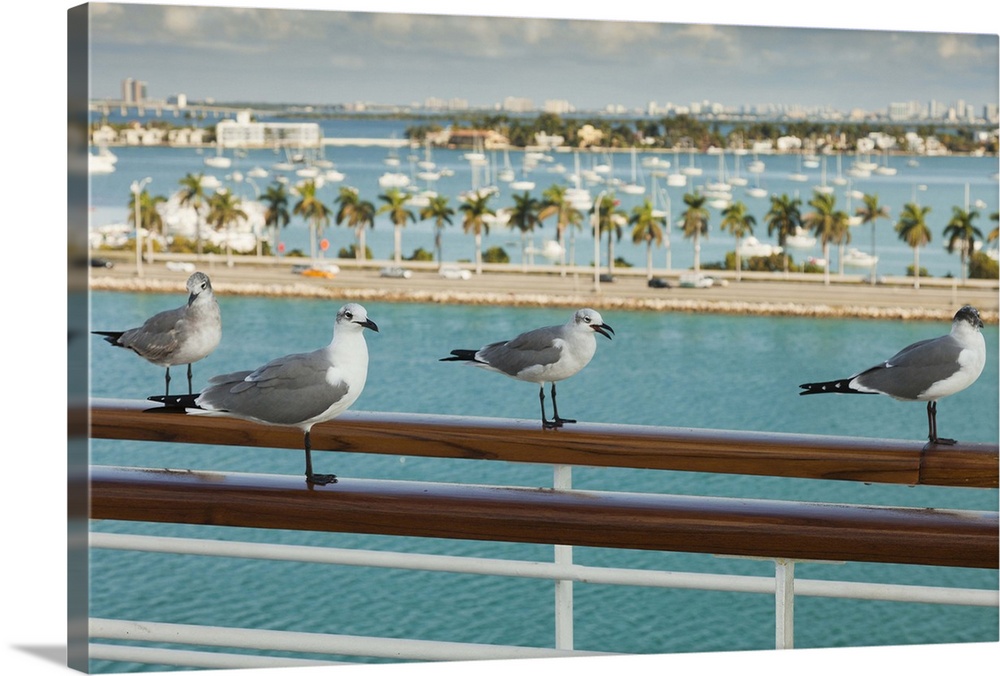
[[593, 323, 614, 339], [361, 318, 379, 332]]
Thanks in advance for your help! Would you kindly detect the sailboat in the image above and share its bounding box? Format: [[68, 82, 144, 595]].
[[727, 153, 748, 187], [785, 226, 816, 249], [813, 155, 834, 194], [663, 148, 685, 187], [681, 147, 703, 176], [787, 154, 808, 182], [831, 151, 848, 186], [497, 148, 515, 183], [510, 149, 536, 191], [204, 145, 231, 169], [745, 167, 768, 199], [621, 147, 646, 195], [874, 149, 897, 176]]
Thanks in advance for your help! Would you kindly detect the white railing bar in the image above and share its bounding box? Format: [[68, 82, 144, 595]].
[[775, 560, 795, 649], [553, 464, 574, 652], [89, 619, 610, 662], [90, 532, 999, 607], [88, 643, 344, 669], [793, 579, 997, 605]]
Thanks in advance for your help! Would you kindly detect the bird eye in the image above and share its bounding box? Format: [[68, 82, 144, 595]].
[[344, 311, 353, 320], [583, 316, 591, 323]]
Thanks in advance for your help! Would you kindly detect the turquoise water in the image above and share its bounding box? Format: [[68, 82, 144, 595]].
[[87, 293, 999, 671]]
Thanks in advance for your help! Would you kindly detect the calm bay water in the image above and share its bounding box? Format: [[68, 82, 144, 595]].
[[87, 292, 999, 671]]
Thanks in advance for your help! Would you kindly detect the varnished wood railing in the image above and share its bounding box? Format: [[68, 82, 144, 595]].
[[89, 466, 998, 569], [82, 398, 999, 570], [87, 398, 998, 488]]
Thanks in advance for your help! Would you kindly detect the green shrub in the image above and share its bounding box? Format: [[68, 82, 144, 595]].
[[969, 251, 999, 279], [483, 246, 510, 264]]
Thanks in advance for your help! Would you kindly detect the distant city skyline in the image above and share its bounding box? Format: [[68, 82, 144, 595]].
[[88, 2, 998, 116]]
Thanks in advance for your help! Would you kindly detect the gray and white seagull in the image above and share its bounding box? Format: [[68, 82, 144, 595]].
[[94, 271, 222, 397], [441, 308, 614, 429], [799, 305, 986, 444], [152, 303, 378, 485]]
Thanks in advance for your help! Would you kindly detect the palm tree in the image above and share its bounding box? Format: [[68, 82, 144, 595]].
[[679, 191, 710, 273], [508, 192, 543, 270], [943, 206, 983, 283], [803, 191, 849, 285], [765, 194, 802, 275], [720, 200, 756, 282], [856, 193, 890, 285], [128, 188, 166, 265], [419, 194, 455, 263], [629, 199, 665, 280], [351, 199, 376, 262], [206, 189, 248, 267], [292, 179, 331, 260], [458, 190, 495, 274], [178, 172, 208, 258], [261, 182, 290, 258], [895, 202, 933, 289], [539, 184, 584, 275], [335, 186, 376, 262], [595, 193, 626, 276], [377, 188, 416, 265]]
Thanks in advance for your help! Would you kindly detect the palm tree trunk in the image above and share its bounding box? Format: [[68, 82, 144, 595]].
[[823, 242, 831, 286], [735, 236, 742, 282], [913, 246, 921, 290], [558, 224, 567, 277], [394, 225, 402, 264], [870, 223, 878, 286], [694, 231, 701, 273], [196, 212, 204, 259], [475, 233, 483, 274]]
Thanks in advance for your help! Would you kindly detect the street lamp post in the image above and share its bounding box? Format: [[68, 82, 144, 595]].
[[131, 177, 152, 277], [592, 189, 608, 293]]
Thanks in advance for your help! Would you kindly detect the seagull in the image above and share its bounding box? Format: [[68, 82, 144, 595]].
[[94, 271, 221, 397], [799, 305, 986, 444], [151, 303, 378, 485], [441, 308, 614, 429]]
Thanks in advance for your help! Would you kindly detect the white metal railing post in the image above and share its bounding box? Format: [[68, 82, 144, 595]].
[[553, 464, 573, 651], [775, 559, 795, 649]]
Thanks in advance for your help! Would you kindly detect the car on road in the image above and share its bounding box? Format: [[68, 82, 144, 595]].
[[647, 276, 671, 288], [380, 266, 413, 279], [439, 265, 472, 281], [295, 263, 340, 279], [679, 272, 714, 288]]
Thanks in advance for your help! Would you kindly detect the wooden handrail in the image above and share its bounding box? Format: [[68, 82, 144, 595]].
[[89, 466, 999, 569], [87, 398, 999, 488]]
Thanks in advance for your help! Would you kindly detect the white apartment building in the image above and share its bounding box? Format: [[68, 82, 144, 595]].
[[214, 110, 322, 149]]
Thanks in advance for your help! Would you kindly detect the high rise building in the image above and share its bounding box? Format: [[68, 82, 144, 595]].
[[121, 78, 147, 104]]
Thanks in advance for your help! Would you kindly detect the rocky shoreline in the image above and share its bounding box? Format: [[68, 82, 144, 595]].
[[89, 272, 999, 324]]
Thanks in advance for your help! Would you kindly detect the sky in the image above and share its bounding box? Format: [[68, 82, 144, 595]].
[[84, 0, 1000, 114]]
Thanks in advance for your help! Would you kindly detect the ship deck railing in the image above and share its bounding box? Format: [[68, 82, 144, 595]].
[[74, 398, 999, 671]]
